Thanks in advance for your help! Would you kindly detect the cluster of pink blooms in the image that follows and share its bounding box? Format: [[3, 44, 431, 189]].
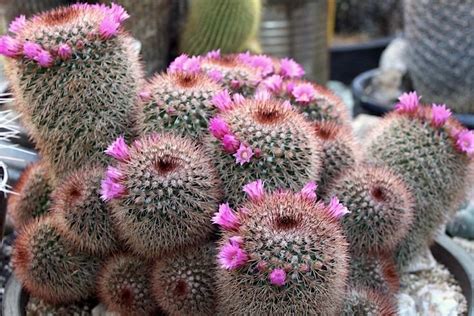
[[0, 3, 128, 67], [213, 180, 349, 286], [395, 91, 474, 155], [100, 136, 130, 201]]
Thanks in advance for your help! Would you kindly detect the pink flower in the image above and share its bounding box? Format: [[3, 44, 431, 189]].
[[237, 51, 252, 63], [229, 236, 244, 245], [100, 176, 126, 201], [269, 269, 286, 286], [247, 54, 274, 76], [431, 104, 452, 127], [218, 242, 248, 270], [222, 134, 240, 153], [254, 89, 271, 101], [0, 36, 21, 58], [230, 79, 241, 90], [212, 203, 240, 230], [206, 49, 220, 59], [292, 83, 316, 103], [282, 100, 292, 110], [35, 50, 53, 67], [8, 15, 26, 34], [208, 117, 230, 139], [262, 75, 283, 93], [300, 181, 317, 201], [105, 166, 123, 182], [182, 56, 201, 74], [105, 136, 130, 161], [395, 91, 420, 113], [208, 69, 223, 82], [168, 54, 189, 73], [233, 93, 245, 105], [279, 58, 305, 78], [23, 41, 42, 59], [327, 196, 350, 219], [57, 43, 72, 60], [243, 180, 264, 201], [212, 90, 233, 111], [99, 16, 120, 39], [110, 3, 129, 23], [234, 144, 254, 165], [139, 90, 152, 101], [286, 81, 296, 93], [455, 130, 474, 155]]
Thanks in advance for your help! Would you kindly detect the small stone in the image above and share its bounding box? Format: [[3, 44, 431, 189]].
[[397, 293, 417, 316], [415, 284, 461, 316]]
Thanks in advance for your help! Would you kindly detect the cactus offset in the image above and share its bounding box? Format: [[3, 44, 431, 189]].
[[349, 255, 400, 295], [102, 133, 222, 258], [152, 243, 218, 316], [7, 161, 52, 229], [12, 216, 100, 304], [51, 166, 118, 256], [97, 254, 157, 316], [366, 95, 474, 269], [342, 287, 398, 316], [313, 121, 360, 195], [215, 186, 349, 315], [136, 71, 223, 140], [206, 98, 322, 205], [180, 0, 261, 55], [1, 4, 143, 181], [25, 296, 94, 316], [326, 165, 414, 254]]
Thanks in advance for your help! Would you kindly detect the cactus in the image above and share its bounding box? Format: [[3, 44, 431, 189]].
[[101, 133, 222, 258], [7, 161, 52, 229], [349, 255, 400, 295], [97, 254, 157, 316], [152, 242, 217, 316], [0, 3, 143, 182], [325, 165, 414, 254], [342, 287, 398, 316], [366, 94, 474, 269], [25, 296, 94, 316], [313, 121, 360, 195], [136, 71, 223, 140], [179, 0, 261, 55], [51, 166, 118, 256], [405, 0, 474, 113], [206, 98, 322, 205], [12, 216, 100, 304], [215, 184, 349, 315]]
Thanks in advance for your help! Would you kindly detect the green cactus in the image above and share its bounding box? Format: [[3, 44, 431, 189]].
[[349, 255, 400, 295], [215, 189, 349, 315], [2, 4, 143, 182], [97, 254, 157, 316], [102, 133, 222, 258], [206, 98, 322, 205], [7, 161, 52, 229], [366, 99, 473, 269], [12, 216, 100, 304], [25, 296, 94, 316], [51, 166, 118, 256], [342, 287, 398, 316], [136, 71, 223, 140], [152, 242, 218, 316], [325, 165, 414, 255], [179, 0, 262, 55], [312, 121, 360, 195]]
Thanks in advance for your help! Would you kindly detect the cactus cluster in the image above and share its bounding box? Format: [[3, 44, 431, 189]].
[[3, 3, 474, 315]]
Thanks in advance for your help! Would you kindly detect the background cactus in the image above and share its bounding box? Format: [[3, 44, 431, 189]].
[[51, 166, 118, 256], [12, 216, 100, 304], [102, 133, 222, 258], [366, 99, 473, 269], [206, 98, 321, 205], [7, 161, 52, 229], [180, 0, 262, 55], [152, 242, 217, 316], [1, 3, 143, 182], [216, 188, 349, 315], [312, 121, 359, 195], [325, 165, 414, 254], [97, 254, 157, 316], [349, 255, 400, 295], [136, 71, 223, 140], [405, 0, 474, 113], [25, 297, 94, 316], [342, 287, 398, 316]]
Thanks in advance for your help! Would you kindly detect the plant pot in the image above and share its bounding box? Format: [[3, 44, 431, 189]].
[[352, 69, 474, 129], [330, 36, 393, 85], [3, 235, 473, 315]]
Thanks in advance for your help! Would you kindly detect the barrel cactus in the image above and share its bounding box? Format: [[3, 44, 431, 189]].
[[342, 287, 398, 316], [101, 133, 222, 257], [215, 182, 349, 314], [0, 3, 143, 181], [349, 255, 400, 295]]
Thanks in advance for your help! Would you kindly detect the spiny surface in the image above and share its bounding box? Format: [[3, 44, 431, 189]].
[[342, 287, 398, 316], [349, 255, 400, 295]]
